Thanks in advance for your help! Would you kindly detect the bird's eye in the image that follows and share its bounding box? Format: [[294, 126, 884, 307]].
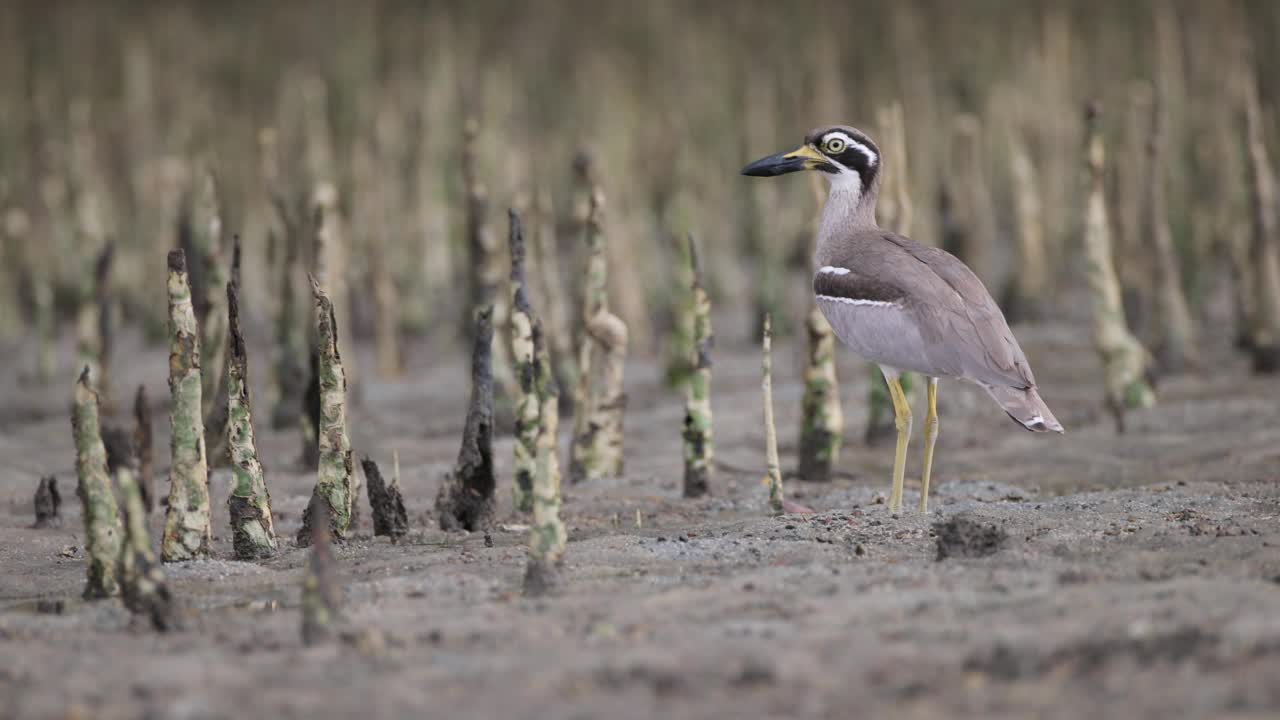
[[824, 137, 846, 154]]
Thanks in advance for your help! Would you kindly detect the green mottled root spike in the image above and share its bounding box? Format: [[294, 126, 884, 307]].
[[570, 190, 627, 483], [226, 278, 278, 559], [509, 209, 538, 513], [681, 233, 714, 498], [1080, 104, 1155, 431], [301, 494, 342, 645], [197, 173, 231, 464], [72, 368, 122, 598], [270, 203, 307, 430], [297, 274, 354, 546], [117, 467, 177, 630], [161, 249, 213, 562], [797, 306, 843, 482], [525, 320, 566, 596]]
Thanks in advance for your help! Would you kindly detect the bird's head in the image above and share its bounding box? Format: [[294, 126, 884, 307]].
[[741, 125, 881, 196]]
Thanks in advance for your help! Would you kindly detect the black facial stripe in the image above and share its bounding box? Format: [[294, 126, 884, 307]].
[[805, 127, 882, 187], [833, 144, 878, 187]]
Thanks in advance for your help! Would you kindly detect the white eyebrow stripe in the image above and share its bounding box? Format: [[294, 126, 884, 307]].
[[848, 141, 878, 167], [817, 294, 900, 309], [818, 266, 851, 275]]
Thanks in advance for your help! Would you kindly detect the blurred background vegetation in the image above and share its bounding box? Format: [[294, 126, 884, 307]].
[[2, 0, 1278, 388]]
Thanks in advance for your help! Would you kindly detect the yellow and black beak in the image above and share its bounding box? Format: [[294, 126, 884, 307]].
[[741, 144, 832, 177]]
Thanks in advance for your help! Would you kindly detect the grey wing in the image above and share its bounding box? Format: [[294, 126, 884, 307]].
[[882, 234, 1037, 389]]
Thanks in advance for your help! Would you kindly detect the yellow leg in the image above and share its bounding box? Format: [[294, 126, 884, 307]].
[[883, 370, 912, 514], [919, 377, 939, 513]]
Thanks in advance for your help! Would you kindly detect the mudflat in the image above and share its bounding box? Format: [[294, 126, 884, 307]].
[[2, 321, 1278, 720]]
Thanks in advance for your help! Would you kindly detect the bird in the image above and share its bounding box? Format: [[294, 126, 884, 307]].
[[742, 125, 1062, 514]]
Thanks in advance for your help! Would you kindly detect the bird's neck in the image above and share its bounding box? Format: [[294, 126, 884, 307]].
[[815, 184, 879, 268]]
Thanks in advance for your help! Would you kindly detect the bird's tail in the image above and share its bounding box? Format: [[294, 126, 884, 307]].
[[980, 383, 1064, 433]]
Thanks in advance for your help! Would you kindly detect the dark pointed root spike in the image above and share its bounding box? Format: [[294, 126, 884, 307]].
[[33, 476, 62, 529], [227, 279, 240, 322], [231, 235, 243, 285], [167, 248, 187, 273], [305, 491, 331, 548], [95, 243, 115, 280], [523, 559, 560, 597], [687, 232, 705, 282]]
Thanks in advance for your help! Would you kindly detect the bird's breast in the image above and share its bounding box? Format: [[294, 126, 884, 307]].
[[815, 293, 939, 376]]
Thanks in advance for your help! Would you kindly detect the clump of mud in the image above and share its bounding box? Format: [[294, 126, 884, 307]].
[[933, 515, 1007, 560]]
